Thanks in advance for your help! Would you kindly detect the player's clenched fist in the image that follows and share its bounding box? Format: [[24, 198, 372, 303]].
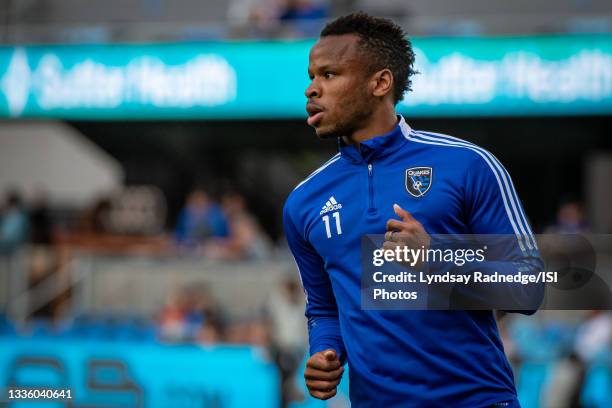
[[383, 204, 431, 268], [304, 349, 344, 400]]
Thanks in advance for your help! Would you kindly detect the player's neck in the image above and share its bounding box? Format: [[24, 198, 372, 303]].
[[343, 108, 398, 147]]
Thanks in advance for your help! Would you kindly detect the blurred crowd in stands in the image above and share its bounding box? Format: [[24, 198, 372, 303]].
[[0, 184, 305, 405], [157, 277, 308, 405], [0, 185, 272, 258], [4, 0, 610, 45], [1, 185, 611, 407], [498, 311, 612, 408], [0, 184, 276, 333], [229, 0, 330, 38], [175, 188, 272, 259]]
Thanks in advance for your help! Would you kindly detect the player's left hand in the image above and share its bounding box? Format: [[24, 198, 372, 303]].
[[383, 204, 431, 268]]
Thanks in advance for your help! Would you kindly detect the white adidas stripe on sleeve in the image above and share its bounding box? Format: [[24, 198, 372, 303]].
[[293, 153, 342, 191], [404, 131, 535, 253], [414, 130, 537, 250]]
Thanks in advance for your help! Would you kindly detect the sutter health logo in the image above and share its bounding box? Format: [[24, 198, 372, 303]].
[[0, 47, 237, 117]]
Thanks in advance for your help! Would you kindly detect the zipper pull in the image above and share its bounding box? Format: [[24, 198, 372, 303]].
[[368, 163, 373, 176]]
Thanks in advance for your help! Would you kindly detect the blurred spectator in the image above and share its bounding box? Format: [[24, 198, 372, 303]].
[[175, 189, 229, 250], [29, 191, 53, 245], [225, 317, 269, 347], [229, 0, 328, 38], [546, 199, 589, 234], [189, 284, 224, 344], [198, 320, 222, 344], [279, 0, 328, 21], [265, 276, 307, 406], [228, 0, 283, 37], [505, 311, 612, 408], [543, 352, 585, 408], [574, 311, 612, 365], [0, 189, 29, 254], [80, 197, 113, 234], [278, 0, 329, 37], [203, 191, 272, 260], [158, 284, 224, 343], [158, 288, 188, 342], [542, 311, 612, 408]]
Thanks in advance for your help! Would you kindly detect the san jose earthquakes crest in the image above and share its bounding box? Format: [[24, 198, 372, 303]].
[[405, 167, 433, 198]]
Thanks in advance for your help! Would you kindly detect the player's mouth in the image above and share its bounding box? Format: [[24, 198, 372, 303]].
[[306, 104, 325, 126]]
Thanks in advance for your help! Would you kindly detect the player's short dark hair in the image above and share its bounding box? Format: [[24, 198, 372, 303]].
[[321, 12, 416, 104]]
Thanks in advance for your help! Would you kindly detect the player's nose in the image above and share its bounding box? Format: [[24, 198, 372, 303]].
[[305, 81, 320, 99]]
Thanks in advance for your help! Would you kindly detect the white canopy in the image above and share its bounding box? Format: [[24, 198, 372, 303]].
[[0, 121, 123, 207]]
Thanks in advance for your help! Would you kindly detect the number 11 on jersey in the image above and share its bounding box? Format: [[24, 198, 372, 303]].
[[322, 211, 342, 238]]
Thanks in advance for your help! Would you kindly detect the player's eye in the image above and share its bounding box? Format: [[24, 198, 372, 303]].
[[324, 72, 335, 79]]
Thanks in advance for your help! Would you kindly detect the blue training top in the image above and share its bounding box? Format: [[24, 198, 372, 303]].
[[283, 116, 542, 407]]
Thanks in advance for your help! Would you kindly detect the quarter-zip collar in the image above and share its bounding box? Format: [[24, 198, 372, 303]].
[[338, 115, 412, 164]]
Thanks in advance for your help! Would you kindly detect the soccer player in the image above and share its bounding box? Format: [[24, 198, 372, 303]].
[[283, 12, 542, 407]]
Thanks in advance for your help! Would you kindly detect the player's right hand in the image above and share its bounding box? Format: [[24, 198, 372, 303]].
[[304, 349, 344, 400]]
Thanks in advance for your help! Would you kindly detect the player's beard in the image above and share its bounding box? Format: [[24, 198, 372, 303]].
[[316, 92, 375, 140]]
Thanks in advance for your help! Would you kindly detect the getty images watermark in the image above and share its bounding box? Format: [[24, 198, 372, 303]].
[[361, 234, 612, 310]]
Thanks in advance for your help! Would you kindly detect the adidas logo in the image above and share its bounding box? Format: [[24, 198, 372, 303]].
[[320, 196, 343, 215]]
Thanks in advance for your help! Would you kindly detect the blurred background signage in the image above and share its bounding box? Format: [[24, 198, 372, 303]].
[[0, 338, 278, 407], [1, 35, 610, 119]]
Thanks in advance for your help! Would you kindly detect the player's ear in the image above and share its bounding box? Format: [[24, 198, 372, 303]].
[[371, 68, 394, 99]]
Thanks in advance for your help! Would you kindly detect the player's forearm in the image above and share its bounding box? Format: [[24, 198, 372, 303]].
[[307, 316, 346, 362], [475, 258, 545, 313], [437, 257, 545, 312]]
